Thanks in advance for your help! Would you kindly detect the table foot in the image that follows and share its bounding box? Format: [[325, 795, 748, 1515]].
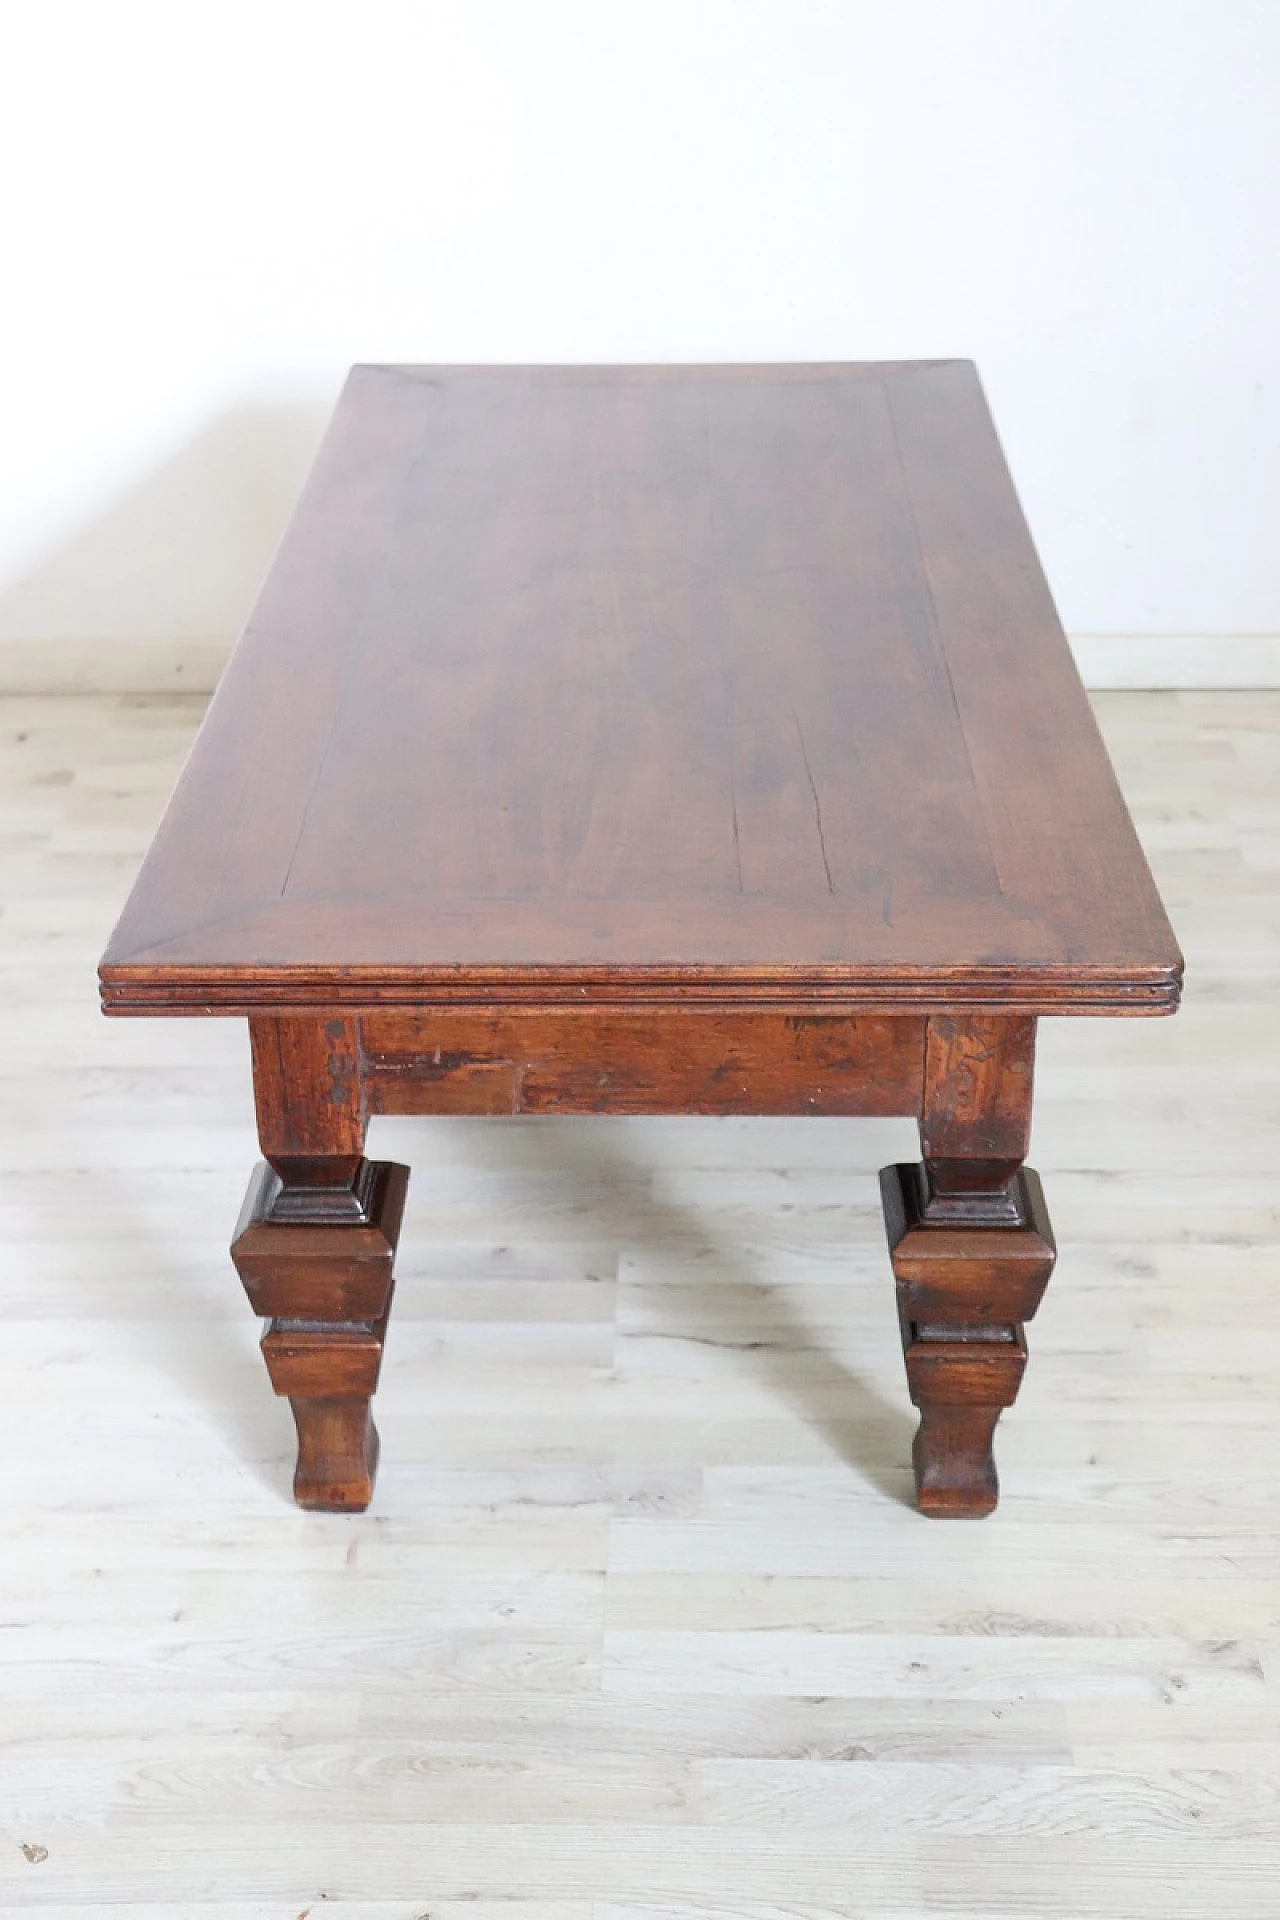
[[287, 1395, 381, 1511], [912, 1405, 1003, 1516], [881, 1161, 1055, 1517], [231, 1158, 409, 1511]]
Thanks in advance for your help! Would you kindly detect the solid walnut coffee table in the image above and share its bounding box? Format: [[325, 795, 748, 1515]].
[[100, 362, 1181, 1517]]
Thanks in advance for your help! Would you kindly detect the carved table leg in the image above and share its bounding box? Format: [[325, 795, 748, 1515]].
[[229, 1017, 409, 1510], [880, 1015, 1056, 1517]]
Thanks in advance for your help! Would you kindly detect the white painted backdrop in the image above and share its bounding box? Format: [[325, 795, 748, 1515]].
[[1, 0, 1277, 679]]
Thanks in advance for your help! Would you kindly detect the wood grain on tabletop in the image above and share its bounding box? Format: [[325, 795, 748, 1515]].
[[99, 361, 1179, 1014]]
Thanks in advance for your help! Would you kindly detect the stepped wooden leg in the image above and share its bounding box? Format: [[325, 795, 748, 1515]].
[[881, 1015, 1056, 1517], [229, 1017, 409, 1510]]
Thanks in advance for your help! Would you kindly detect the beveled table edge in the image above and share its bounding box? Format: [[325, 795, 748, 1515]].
[[99, 960, 1184, 1018]]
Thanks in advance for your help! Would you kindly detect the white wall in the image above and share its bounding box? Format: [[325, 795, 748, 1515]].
[[2, 0, 1278, 653]]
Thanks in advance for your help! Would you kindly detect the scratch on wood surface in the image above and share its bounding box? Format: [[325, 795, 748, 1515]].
[[792, 707, 835, 894]]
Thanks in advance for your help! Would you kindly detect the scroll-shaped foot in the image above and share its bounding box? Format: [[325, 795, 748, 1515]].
[[911, 1405, 1004, 1517], [287, 1395, 381, 1511], [906, 1351, 1023, 1518], [231, 1159, 409, 1512], [881, 1162, 1055, 1518]]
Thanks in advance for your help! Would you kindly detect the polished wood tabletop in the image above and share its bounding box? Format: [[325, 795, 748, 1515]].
[[99, 363, 1181, 1519], [100, 361, 1180, 1016]]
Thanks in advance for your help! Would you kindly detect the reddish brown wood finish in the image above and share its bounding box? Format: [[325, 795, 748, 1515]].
[[231, 1158, 408, 1510], [249, 1015, 368, 1212], [360, 1011, 925, 1117], [919, 1013, 1036, 1220], [99, 363, 1182, 1514], [100, 362, 1180, 1018], [882, 1012, 1057, 1516]]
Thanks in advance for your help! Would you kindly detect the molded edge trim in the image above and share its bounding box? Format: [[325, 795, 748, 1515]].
[[99, 962, 1183, 1018]]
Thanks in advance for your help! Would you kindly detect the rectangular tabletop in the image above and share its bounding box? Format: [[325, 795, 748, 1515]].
[[101, 361, 1181, 1017]]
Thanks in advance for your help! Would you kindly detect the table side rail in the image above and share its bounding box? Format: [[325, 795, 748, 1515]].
[[357, 1010, 927, 1118]]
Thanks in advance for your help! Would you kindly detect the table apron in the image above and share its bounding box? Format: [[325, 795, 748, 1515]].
[[357, 1010, 927, 1119]]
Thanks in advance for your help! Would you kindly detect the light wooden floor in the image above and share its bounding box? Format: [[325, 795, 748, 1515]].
[[1, 690, 1278, 1918]]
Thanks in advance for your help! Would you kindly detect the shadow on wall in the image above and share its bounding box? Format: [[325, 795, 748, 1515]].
[[0, 403, 330, 685]]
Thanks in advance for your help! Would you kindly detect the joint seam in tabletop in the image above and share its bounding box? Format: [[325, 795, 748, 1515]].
[[275, 443, 429, 903], [883, 377, 1004, 902]]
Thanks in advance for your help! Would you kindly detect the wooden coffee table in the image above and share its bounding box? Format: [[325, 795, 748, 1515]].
[[100, 362, 1181, 1517]]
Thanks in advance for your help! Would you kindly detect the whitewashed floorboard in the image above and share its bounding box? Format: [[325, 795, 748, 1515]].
[[0, 690, 1278, 1915]]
